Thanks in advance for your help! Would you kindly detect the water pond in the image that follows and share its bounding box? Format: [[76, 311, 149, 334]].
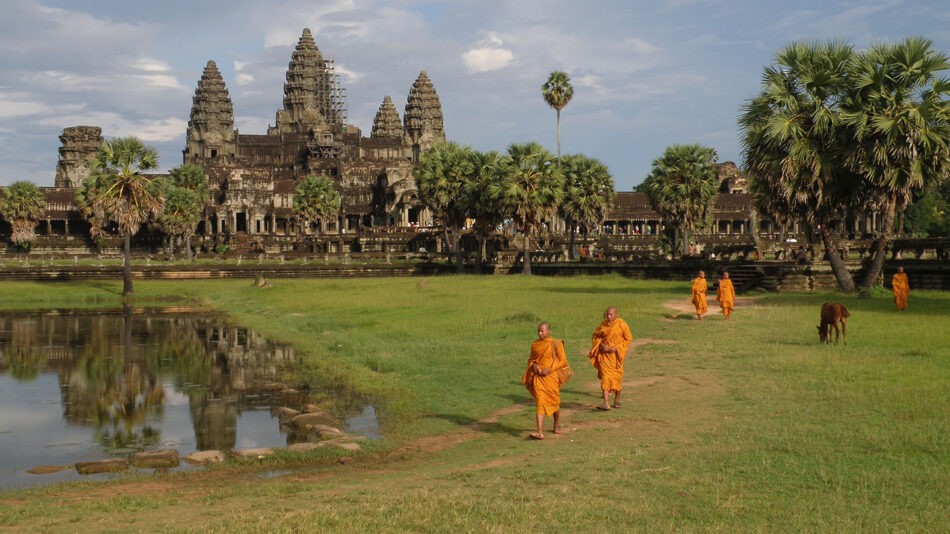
[[0, 309, 380, 489]]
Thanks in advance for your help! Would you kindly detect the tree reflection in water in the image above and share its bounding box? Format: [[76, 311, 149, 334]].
[[0, 310, 308, 455]]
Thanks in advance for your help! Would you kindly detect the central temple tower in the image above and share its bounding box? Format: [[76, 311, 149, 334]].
[[272, 28, 345, 135]]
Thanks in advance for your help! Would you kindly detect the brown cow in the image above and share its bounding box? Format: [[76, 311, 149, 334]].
[[817, 303, 850, 345]]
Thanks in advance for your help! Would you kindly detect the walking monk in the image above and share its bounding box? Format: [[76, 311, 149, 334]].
[[522, 322, 567, 439], [892, 266, 910, 311], [717, 272, 735, 320], [691, 271, 708, 320], [588, 307, 632, 410]]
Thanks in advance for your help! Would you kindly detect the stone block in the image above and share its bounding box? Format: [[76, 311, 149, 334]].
[[290, 412, 335, 428], [182, 450, 226, 466], [28, 465, 72, 475], [75, 458, 129, 475], [131, 449, 180, 469], [287, 442, 326, 453], [231, 448, 275, 459]]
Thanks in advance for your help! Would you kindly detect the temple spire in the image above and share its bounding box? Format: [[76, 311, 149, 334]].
[[276, 28, 344, 133], [184, 60, 236, 162], [371, 96, 402, 138], [404, 70, 445, 159]]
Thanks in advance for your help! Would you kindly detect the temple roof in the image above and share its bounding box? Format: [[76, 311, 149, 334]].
[[404, 71, 444, 140], [281, 28, 339, 128], [188, 60, 234, 134], [371, 96, 402, 138]]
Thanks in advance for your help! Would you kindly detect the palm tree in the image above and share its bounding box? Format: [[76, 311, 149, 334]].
[[292, 175, 341, 253], [843, 37, 950, 288], [75, 175, 109, 253], [642, 144, 719, 257], [739, 41, 862, 293], [0, 181, 46, 252], [465, 150, 510, 271], [494, 142, 564, 274], [560, 155, 615, 259], [87, 137, 165, 297], [542, 71, 574, 160], [167, 164, 209, 258], [415, 142, 477, 272], [158, 185, 202, 258]]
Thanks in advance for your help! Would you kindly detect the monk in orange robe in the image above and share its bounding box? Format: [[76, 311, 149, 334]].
[[717, 272, 735, 320], [522, 322, 567, 439], [691, 271, 708, 320], [892, 266, 910, 311], [588, 306, 632, 410]]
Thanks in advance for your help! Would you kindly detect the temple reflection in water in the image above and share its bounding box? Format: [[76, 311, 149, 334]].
[[0, 311, 301, 452]]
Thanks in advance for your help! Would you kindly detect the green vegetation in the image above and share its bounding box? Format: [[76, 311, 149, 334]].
[[541, 70, 574, 160], [0, 277, 948, 532], [292, 175, 342, 250], [642, 144, 719, 257], [0, 180, 46, 251], [81, 137, 165, 297], [560, 154, 615, 259], [740, 38, 950, 293]]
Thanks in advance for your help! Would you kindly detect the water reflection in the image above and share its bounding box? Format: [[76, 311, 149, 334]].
[[0, 309, 374, 488]]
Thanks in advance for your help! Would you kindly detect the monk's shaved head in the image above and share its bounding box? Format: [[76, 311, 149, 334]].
[[604, 307, 618, 322], [538, 321, 551, 331], [723, 272, 730, 279], [537, 322, 551, 340]]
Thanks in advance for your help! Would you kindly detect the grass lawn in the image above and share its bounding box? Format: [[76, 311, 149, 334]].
[[0, 276, 948, 532]]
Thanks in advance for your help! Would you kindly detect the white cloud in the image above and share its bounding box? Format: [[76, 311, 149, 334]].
[[36, 112, 186, 143], [334, 64, 363, 83], [133, 56, 173, 73], [462, 32, 515, 73], [234, 60, 255, 86]]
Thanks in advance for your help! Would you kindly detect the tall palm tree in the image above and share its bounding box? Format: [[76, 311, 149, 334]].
[[642, 144, 719, 257], [560, 155, 615, 259], [75, 175, 109, 253], [0, 181, 46, 251], [415, 142, 477, 272], [542, 71, 574, 160], [292, 175, 341, 252], [167, 164, 209, 258], [465, 150, 510, 270], [87, 137, 165, 297], [739, 41, 862, 293], [494, 142, 564, 274], [843, 37, 950, 288]]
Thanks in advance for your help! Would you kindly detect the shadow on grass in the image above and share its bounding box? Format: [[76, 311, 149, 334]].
[[432, 413, 525, 437], [663, 313, 695, 321], [543, 286, 682, 295]]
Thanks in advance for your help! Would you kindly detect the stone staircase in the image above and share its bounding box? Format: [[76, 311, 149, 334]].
[[721, 263, 762, 293]]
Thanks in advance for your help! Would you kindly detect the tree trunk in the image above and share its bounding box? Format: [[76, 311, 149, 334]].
[[475, 233, 485, 274], [682, 227, 689, 257], [185, 232, 193, 259], [568, 221, 577, 260], [861, 192, 897, 289], [451, 225, 464, 274], [556, 109, 561, 161], [522, 227, 532, 275], [123, 231, 133, 297], [672, 227, 680, 258], [819, 224, 856, 293]]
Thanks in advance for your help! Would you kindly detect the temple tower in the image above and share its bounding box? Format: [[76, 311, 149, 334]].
[[371, 96, 402, 138], [54, 126, 103, 188], [403, 71, 445, 161], [274, 28, 345, 135], [183, 60, 236, 163]]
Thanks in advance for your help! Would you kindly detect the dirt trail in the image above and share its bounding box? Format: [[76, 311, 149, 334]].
[[663, 297, 755, 318]]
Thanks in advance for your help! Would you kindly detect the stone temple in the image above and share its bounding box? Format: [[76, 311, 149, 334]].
[[50, 28, 445, 253]]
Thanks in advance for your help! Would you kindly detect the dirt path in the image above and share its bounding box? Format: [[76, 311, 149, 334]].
[[663, 297, 756, 318]]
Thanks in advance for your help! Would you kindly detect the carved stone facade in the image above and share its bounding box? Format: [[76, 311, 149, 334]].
[[54, 126, 103, 188], [174, 28, 445, 251]]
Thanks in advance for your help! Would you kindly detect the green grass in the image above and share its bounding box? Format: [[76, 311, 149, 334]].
[[0, 276, 948, 532]]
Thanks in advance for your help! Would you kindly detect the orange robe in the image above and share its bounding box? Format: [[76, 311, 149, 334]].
[[717, 279, 735, 318], [892, 273, 910, 310], [691, 278, 708, 315], [588, 318, 632, 392], [522, 337, 567, 416]]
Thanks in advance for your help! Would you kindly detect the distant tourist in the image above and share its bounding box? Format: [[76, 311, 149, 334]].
[[717, 272, 735, 321], [522, 322, 568, 440], [795, 246, 808, 265], [588, 307, 632, 410], [691, 271, 708, 320], [892, 266, 910, 312]]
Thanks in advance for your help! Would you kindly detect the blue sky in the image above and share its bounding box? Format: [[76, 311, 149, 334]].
[[1, 0, 949, 190]]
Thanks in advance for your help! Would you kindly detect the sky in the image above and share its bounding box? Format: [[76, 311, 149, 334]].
[[1, 0, 949, 190]]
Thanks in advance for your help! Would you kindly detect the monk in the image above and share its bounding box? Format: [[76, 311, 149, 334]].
[[588, 306, 632, 410], [691, 271, 708, 320], [717, 272, 735, 320], [892, 266, 910, 312], [522, 322, 567, 439]]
